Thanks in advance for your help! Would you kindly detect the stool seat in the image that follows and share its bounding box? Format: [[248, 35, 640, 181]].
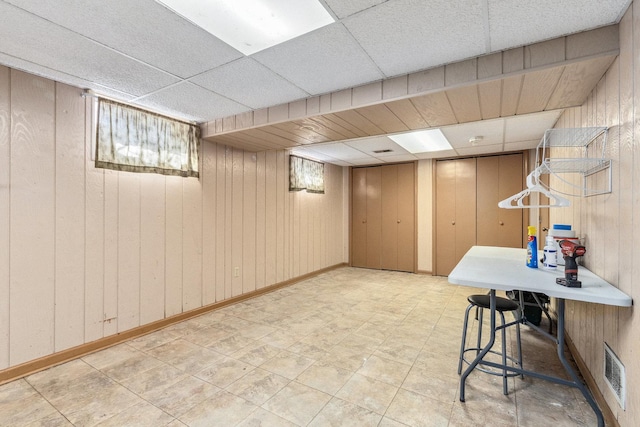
[[467, 294, 519, 312]]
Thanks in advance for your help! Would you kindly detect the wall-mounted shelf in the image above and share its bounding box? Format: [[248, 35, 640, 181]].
[[536, 127, 611, 197]]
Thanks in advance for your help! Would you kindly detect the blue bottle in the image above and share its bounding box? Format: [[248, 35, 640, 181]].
[[526, 226, 538, 268]]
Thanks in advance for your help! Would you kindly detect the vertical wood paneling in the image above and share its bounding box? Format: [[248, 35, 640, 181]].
[[103, 170, 119, 335], [255, 151, 266, 289], [265, 151, 277, 286], [243, 152, 257, 293], [225, 146, 234, 298], [117, 173, 141, 332], [276, 151, 285, 283], [10, 70, 56, 364], [182, 177, 203, 310], [140, 174, 166, 324], [84, 99, 105, 343], [0, 65, 10, 369], [215, 143, 226, 301], [231, 148, 243, 296], [283, 152, 291, 280], [202, 141, 217, 305], [165, 177, 183, 317], [54, 83, 86, 351]]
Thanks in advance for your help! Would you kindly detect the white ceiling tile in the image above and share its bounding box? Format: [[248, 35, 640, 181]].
[[504, 140, 540, 151], [302, 142, 371, 159], [345, 136, 410, 156], [440, 118, 505, 149], [343, 0, 488, 77], [134, 82, 249, 123], [504, 110, 563, 143], [252, 23, 384, 94], [189, 58, 309, 109], [323, 0, 386, 19], [4, 0, 243, 79], [350, 157, 383, 165], [0, 2, 180, 96], [415, 149, 458, 159], [487, 0, 630, 51]]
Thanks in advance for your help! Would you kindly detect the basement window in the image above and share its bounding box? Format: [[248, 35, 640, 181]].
[[289, 155, 324, 194], [95, 98, 200, 177]]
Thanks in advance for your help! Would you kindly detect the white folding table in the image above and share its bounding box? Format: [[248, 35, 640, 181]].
[[448, 246, 632, 427]]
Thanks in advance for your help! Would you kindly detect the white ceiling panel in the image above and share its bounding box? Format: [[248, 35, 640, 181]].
[[134, 82, 249, 123], [344, 0, 488, 77], [252, 23, 384, 94], [504, 110, 563, 143], [323, 0, 387, 19], [345, 135, 410, 155], [377, 154, 418, 163], [189, 58, 309, 109], [415, 149, 458, 159], [3, 0, 243, 79], [303, 142, 372, 159], [487, 0, 631, 51], [441, 118, 505, 149], [456, 143, 504, 157], [0, 2, 180, 96], [504, 140, 541, 151]]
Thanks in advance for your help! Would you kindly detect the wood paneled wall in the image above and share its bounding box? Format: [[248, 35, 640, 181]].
[[549, 3, 639, 423], [0, 67, 346, 370]]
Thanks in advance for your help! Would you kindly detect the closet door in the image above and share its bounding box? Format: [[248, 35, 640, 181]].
[[435, 158, 477, 276], [352, 168, 368, 267], [380, 163, 415, 272], [477, 154, 524, 248], [365, 167, 382, 269]]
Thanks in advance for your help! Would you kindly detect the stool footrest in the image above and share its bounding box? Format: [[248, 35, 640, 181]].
[[460, 348, 521, 378]]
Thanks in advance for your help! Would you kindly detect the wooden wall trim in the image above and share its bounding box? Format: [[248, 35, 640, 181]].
[[0, 263, 347, 386]]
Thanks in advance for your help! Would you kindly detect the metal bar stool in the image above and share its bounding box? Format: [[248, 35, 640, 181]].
[[457, 294, 523, 395]]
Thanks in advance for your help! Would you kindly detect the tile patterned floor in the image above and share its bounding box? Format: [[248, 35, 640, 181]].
[[0, 268, 597, 426]]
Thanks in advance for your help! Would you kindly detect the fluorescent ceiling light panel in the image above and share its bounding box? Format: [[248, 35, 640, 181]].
[[389, 129, 453, 153], [157, 0, 335, 55]]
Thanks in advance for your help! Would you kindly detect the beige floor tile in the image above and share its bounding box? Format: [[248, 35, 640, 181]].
[[96, 401, 175, 426], [448, 399, 517, 427], [82, 343, 140, 370], [119, 363, 188, 395], [194, 356, 254, 388], [206, 334, 256, 355], [308, 397, 381, 426], [99, 350, 165, 382], [142, 375, 221, 418], [356, 354, 411, 387], [0, 380, 58, 426], [232, 342, 284, 366], [147, 339, 225, 374], [236, 408, 298, 427], [24, 411, 73, 427], [261, 381, 332, 426], [378, 417, 410, 427], [335, 373, 398, 415], [225, 368, 291, 405], [385, 388, 453, 427], [128, 329, 178, 351], [401, 363, 458, 404], [259, 350, 315, 379], [295, 361, 354, 395], [62, 382, 143, 426], [179, 390, 257, 426]]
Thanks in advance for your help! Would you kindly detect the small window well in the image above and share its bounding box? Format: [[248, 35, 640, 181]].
[[289, 155, 324, 194]]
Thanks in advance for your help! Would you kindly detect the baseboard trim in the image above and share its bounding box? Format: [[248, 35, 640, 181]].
[[564, 331, 619, 427], [0, 263, 347, 386]]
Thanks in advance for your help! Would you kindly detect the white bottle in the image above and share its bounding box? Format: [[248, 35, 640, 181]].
[[543, 235, 557, 270]]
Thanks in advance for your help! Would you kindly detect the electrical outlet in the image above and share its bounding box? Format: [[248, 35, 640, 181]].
[[234, 267, 240, 277]]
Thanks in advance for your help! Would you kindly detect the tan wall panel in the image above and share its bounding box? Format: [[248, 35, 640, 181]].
[[243, 152, 257, 294], [140, 173, 166, 325], [165, 177, 183, 317], [117, 172, 141, 332], [225, 147, 234, 298], [381, 165, 399, 270], [231, 148, 244, 297], [255, 151, 266, 289], [215, 144, 227, 302], [84, 100, 105, 343], [202, 141, 217, 305], [103, 170, 119, 335], [54, 83, 86, 352], [0, 66, 9, 368], [264, 151, 277, 286], [351, 168, 367, 267], [366, 167, 382, 269], [10, 70, 56, 365], [276, 151, 286, 283]]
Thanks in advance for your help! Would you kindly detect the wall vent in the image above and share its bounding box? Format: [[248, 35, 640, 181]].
[[604, 342, 626, 409], [373, 149, 393, 153]]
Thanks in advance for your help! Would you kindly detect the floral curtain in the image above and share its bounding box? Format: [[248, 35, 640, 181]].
[[289, 155, 325, 194], [95, 98, 200, 177]]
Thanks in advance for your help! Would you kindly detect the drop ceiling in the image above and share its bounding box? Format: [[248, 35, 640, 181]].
[[0, 0, 631, 164]]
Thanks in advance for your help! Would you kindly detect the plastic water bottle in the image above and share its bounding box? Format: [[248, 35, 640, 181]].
[[543, 235, 557, 270]]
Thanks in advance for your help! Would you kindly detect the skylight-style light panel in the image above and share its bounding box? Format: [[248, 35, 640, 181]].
[[389, 129, 453, 153], [157, 0, 335, 55]]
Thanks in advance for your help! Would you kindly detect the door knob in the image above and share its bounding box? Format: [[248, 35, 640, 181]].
[[451, 221, 455, 225], [362, 220, 367, 224], [499, 221, 504, 226], [397, 220, 401, 224]]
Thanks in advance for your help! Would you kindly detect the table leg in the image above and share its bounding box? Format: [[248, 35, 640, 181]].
[[556, 299, 604, 427], [460, 289, 496, 402]]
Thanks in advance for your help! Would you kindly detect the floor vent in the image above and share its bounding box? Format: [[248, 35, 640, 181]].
[[604, 342, 625, 409]]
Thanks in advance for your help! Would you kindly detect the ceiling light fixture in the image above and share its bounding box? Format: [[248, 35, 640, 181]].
[[389, 129, 453, 153], [157, 0, 335, 55]]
